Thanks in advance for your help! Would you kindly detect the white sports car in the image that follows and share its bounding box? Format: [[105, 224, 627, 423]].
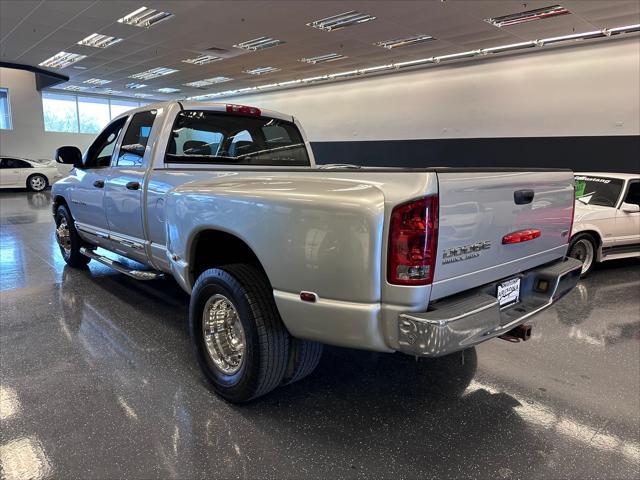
[[569, 172, 640, 276], [0, 156, 63, 191]]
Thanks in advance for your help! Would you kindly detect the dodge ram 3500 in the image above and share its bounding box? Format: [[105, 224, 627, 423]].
[[52, 101, 582, 402]]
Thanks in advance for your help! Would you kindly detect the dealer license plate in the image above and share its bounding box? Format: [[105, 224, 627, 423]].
[[497, 277, 521, 307]]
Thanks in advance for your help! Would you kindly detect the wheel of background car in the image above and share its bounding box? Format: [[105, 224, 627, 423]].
[[281, 338, 323, 386], [55, 205, 91, 268], [568, 233, 596, 277], [189, 264, 290, 403], [27, 174, 48, 192]]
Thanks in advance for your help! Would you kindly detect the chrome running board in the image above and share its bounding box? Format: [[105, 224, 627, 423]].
[[80, 247, 165, 281]]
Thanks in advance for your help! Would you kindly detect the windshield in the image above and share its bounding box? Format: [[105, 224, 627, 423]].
[[574, 175, 624, 207], [165, 110, 310, 166]]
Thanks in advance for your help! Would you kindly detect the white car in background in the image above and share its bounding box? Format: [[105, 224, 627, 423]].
[[569, 172, 640, 276], [0, 156, 62, 191]]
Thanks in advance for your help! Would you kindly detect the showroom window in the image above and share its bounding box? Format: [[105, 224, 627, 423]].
[[42, 92, 150, 133], [1, 88, 13, 129]]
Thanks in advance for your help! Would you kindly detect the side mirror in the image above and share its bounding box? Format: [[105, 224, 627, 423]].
[[55, 146, 83, 168], [621, 202, 640, 213]]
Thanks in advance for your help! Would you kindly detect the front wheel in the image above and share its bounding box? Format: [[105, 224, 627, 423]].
[[55, 205, 91, 268], [568, 233, 596, 277], [27, 174, 48, 192], [189, 264, 290, 403]]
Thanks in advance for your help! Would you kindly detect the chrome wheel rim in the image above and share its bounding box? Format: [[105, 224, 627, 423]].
[[30, 176, 46, 191], [202, 294, 245, 375], [55, 217, 72, 256], [571, 239, 594, 274]]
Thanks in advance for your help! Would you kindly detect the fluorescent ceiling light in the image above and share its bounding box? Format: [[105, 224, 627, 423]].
[[184, 77, 232, 88], [129, 67, 179, 80], [393, 58, 434, 68], [156, 87, 181, 93], [244, 66, 280, 75], [307, 11, 376, 31], [83, 78, 111, 85], [133, 93, 153, 98], [117, 6, 173, 28], [100, 89, 122, 95], [435, 50, 480, 62], [299, 53, 348, 64], [61, 85, 88, 92], [481, 41, 537, 54], [607, 24, 640, 34], [233, 37, 285, 51], [125, 83, 147, 89], [540, 30, 604, 45], [485, 5, 570, 28], [39, 52, 87, 68], [77, 33, 122, 48], [375, 34, 435, 49], [182, 55, 222, 65]]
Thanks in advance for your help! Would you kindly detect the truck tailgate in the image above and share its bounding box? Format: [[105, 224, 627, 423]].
[[431, 170, 574, 300]]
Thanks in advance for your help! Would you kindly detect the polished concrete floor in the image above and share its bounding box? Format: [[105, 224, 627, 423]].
[[1, 190, 639, 480]]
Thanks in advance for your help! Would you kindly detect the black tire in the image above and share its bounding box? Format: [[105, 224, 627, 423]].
[[281, 338, 323, 386], [189, 264, 290, 403], [27, 174, 48, 192], [568, 233, 597, 277], [55, 204, 91, 268]]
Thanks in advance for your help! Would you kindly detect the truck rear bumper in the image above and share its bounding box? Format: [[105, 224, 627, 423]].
[[397, 257, 582, 357]]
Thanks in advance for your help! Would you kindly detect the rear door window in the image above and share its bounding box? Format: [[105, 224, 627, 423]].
[[165, 110, 310, 166]]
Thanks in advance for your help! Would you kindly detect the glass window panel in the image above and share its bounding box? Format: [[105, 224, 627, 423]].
[[116, 110, 157, 167], [42, 92, 78, 132], [109, 99, 139, 119], [0, 88, 12, 130], [78, 96, 110, 134]]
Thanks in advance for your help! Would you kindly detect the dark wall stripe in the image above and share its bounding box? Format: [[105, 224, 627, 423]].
[[310, 136, 640, 173]]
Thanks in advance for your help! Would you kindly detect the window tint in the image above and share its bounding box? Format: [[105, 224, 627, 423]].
[[0, 88, 11, 130], [2, 158, 31, 168], [116, 110, 157, 167], [624, 182, 640, 207], [78, 96, 110, 134], [574, 176, 624, 208], [166, 111, 310, 166], [84, 117, 127, 168]]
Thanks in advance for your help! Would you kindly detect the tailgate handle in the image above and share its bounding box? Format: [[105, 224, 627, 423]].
[[514, 189, 534, 205]]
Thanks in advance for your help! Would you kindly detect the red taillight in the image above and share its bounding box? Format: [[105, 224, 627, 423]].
[[502, 229, 541, 244], [226, 104, 261, 116], [387, 196, 439, 285]]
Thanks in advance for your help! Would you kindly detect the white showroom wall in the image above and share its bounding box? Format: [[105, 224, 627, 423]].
[[225, 38, 640, 142], [0, 67, 96, 160]]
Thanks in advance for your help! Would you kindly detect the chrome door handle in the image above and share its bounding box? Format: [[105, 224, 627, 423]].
[[126, 181, 140, 190], [93, 180, 105, 188]]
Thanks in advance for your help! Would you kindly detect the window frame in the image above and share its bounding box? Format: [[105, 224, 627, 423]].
[[619, 179, 640, 209], [113, 109, 158, 169], [82, 116, 129, 169], [0, 88, 12, 130]]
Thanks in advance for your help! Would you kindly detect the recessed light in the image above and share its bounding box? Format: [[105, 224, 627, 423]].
[[83, 78, 112, 85], [125, 83, 148, 89], [244, 66, 280, 75], [77, 33, 123, 48], [485, 5, 570, 28], [299, 53, 348, 64], [182, 55, 222, 65], [375, 34, 435, 49], [39, 52, 87, 68], [156, 87, 181, 93], [184, 77, 232, 88], [307, 11, 376, 32], [59, 85, 88, 92], [129, 67, 179, 80], [117, 6, 173, 28], [233, 37, 285, 51]]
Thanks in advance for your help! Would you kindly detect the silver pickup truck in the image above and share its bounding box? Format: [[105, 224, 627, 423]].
[[52, 101, 582, 402]]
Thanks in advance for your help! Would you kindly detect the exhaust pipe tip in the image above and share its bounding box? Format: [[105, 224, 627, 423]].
[[499, 324, 532, 342]]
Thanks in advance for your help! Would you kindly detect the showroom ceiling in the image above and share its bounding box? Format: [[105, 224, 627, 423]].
[[1, 0, 639, 101]]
